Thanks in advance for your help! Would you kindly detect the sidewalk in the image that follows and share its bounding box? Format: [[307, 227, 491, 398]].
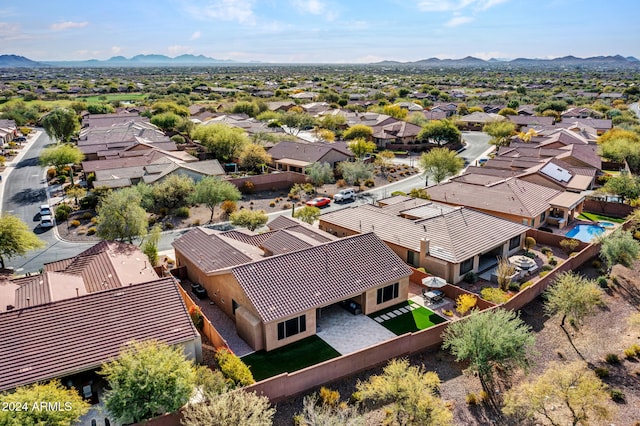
[[0, 130, 42, 215]]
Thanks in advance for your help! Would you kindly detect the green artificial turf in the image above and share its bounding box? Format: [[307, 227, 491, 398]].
[[577, 212, 625, 224], [241, 335, 340, 381], [370, 301, 446, 336]]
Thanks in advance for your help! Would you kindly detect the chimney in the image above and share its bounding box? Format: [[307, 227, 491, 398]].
[[420, 238, 430, 256]]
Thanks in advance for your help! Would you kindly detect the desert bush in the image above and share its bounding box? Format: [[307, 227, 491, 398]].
[[466, 393, 478, 405], [164, 222, 174, 230], [594, 367, 609, 378], [592, 259, 602, 269], [240, 180, 255, 194], [560, 238, 580, 255], [55, 204, 73, 221], [335, 179, 346, 188], [480, 287, 510, 304], [442, 309, 454, 317], [282, 203, 292, 209], [192, 219, 201, 226], [624, 347, 637, 359], [605, 353, 620, 364], [81, 212, 93, 220], [47, 168, 57, 180], [597, 276, 609, 288], [509, 282, 521, 292], [548, 257, 558, 266], [175, 206, 190, 218], [215, 348, 255, 386], [541, 264, 554, 271], [610, 389, 625, 402], [318, 387, 340, 407], [463, 271, 478, 283], [520, 281, 533, 290], [220, 200, 237, 216], [189, 305, 204, 330], [364, 178, 375, 187], [90, 217, 98, 224], [541, 246, 553, 256], [69, 219, 81, 227], [269, 201, 276, 207], [539, 271, 550, 278], [86, 227, 96, 236]]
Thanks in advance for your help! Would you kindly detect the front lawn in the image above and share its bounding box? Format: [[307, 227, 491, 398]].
[[578, 212, 626, 224], [369, 301, 446, 336], [241, 335, 340, 382]]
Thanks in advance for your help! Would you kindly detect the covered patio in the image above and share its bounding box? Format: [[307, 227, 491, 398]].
[[546, 192, 585, 229]]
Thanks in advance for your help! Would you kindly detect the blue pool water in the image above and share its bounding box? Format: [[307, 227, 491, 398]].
[[598, 221, 615, 228], [565, 224, 605, 242]]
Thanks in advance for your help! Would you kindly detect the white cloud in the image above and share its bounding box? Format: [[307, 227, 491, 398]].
[[111, 46, 122, 55], [291, 0, 325, 15], [445, 16, 474, 27], [190, 31, 202, 40], [0, 22, 20, 36], [416, 0, 507, 12], [188, 0, 256, 25], [168, 45, 194, 56], [473, 51, 508, 60], [50, 21, 89, 31]]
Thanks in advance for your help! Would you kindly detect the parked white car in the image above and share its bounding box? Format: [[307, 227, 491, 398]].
[[40, 204, 51, 217], [333, 188, 356, 202], [40, 214, 54, 228]]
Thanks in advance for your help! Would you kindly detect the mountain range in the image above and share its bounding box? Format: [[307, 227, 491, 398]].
[[0, 53, 638, 68]]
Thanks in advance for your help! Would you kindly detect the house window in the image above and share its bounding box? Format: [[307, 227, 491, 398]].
[[522, 218, 529, 226], [540, 211, 546, 223], [232, 300, 238, 316], [377, 282, 399, 304], [459, 258, 474, 275], [407, 250, 419, 267], [277, 315, 306, 340], [509, 235, 521, 250]]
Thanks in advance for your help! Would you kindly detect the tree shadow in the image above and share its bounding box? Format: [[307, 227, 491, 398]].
[[14, 157, 39, 169], [10, 188, 47, 206]]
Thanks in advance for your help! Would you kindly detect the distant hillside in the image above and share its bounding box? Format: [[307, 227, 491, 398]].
[[376, 54, 640, 68], [45, 54, 236, 67], [0, 55, 48, 68]]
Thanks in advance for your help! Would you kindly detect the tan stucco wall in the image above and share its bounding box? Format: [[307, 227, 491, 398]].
[[362, 277, 410, 315], [236, 306, 264, 351], [318, 150, 352, 167], [264, 309, 316, 351]]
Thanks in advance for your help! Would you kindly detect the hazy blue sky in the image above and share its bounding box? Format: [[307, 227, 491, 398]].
[[2, 0, 638, 63]]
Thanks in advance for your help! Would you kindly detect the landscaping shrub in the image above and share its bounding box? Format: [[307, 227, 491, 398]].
[[46, 168, 57, 180], [193, 219, 201, 226], [466, 393, 478, 405], [548, 257, 558, 266], [569, 252, 579, 257], [594, 367, 609, 378], [605, 353, 620, 364], [363, 178, 375, 187], [318, 387, 340, 407], [79, 194, 99, 210], [634, 230, 640, 241], [597, 276, 609, 288], [509, 281, 521, 292], [610, 389, 625, 402], [624, 347, 637, 359], [159, 207, 169, 217], [164, 222, 174, 230], [148, 217, 156, 226], [221, 200, 237, 216], [539, 271, 550, 278], [541, 246, 553, 257], [240, 180, 255, 194], [442, 309, 454, 317], [522, 251, 536, 259], [69, 219, 81, 227], [81, 212, 93, 220], [55, 204, 72, 221], [478, 391, 489, 403], [520, 281, 534, 290], [188, 305, 204, 330], [390, 191, 407, 196], [592, 259, 602, 269], [269, 201, 276, 207], [416, 267, 426, 273], [480, 287, 509, 304], [541, 264, 554, 271], [525, 236, 536, 252], [175, 206, 190, 218], [90, 217, 98, 224], [463, 271, 478, 283], [560, 238, 580, 255], [86, 227, 96, 236], [215, 348, 255, 386], [282, 203, 292, 209]]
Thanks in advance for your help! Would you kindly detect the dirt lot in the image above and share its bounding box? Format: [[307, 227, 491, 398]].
[[271, 261, 640, 425]]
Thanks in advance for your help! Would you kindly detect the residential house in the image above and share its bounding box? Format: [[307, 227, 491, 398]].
[[458, 111, 505, 130], [0, 119, 17, 144], [557, 117, 612, 135], [172, 221, 411, 351], [506, 114, 555, 130], [426, 176, 585, 229], [372, 120, 423, 149], [394, 102, 424, 112], [267, 141, 353, 173], [429, 103, 458, 117], [319, 196, 530, 283]]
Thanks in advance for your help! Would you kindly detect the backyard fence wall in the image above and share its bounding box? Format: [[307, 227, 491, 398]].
[[526, 228, 590, 250], [226, 171, 308, 192], [584, 199, 634, 218], [177, 285, 230, 351]]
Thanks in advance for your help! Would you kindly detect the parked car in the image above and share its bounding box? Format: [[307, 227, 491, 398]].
[[306, 197, 331, 208], [333, 188, 356, 202], [13, 136, 26, 142], [191, 282, 208, 299], [40, 215, 54, 228], [39, 204, 52, 217]]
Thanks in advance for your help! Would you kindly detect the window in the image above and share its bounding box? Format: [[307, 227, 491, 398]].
[[377, 282, 399, 304], [459, 257, 474, 275], [522, 218, 529, 226], [277, 315, 306, 340], [509, 235, 521, 250], [540, 211, 546, 223], [232, 300, 238, 316], [407, 250, 419, 267]]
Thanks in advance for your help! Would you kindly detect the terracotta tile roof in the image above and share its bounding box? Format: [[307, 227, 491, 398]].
[[172, 227, 262, 272], [260, 230, 314, 255], [232, 233, 412, 323], [0, 277, 199, 391], [267, 216, 335, 243], [427, 177, 561, 218], [268, 141, 353, 163], [320, 202, 529, 264], [221, 229, 277, 247]]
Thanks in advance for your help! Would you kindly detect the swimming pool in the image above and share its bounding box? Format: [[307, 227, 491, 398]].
[[565, 224, 605, 242], [598, 221, 615, 228]]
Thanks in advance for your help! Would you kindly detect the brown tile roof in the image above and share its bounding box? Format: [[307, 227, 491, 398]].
[[172, 227, 262, 272], [320, 202, 529, 264], [267, 216, 335, 243], [427, 178, 561, 218], [232, 233, 412, 323], [268, 141, 354, 163], [0, 277, 199, 391], [260, 230, 314, 255]]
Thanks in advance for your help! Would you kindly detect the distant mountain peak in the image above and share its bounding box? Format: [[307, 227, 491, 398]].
[[0, 54, 48, 67]]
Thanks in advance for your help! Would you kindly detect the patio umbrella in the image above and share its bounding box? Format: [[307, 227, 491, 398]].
[[422, 276, 447, 288]]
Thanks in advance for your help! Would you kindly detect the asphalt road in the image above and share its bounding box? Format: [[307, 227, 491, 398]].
[[6, 131, 493, 272], [2, 130, 94, 273]]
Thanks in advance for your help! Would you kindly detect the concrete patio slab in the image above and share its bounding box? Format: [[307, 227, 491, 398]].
[[316, 305, 397, 355]]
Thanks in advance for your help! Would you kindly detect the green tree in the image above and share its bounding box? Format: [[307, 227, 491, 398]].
[[39, 143, 84, 173], [150, 101, 190, 117], [142, 224, 162, 266], [188, 176, 241, 222], [231, 101, 260, 117], [150, 111, 182, 131], [343, 124, 373, 141], [544, 272, 603, 357], [41, 108, 78, 142], [347, 138, 376, 159], [319, 114, 347, 132], [65, 185, 87, 206], [0, 214, 45, 269], [96, 187, 148, 243], [442, 308, 535, 407], [0, 380, 90, 426], [601, 172, 640, 203], [280, 111, 316, 135], [419, 147, 464, 185], [524, 236, 536, 253], [375, 150, 395, 175], [230, 209, 268, 231], [417, 119, 461, 146], [238, 143, 272, 172], [214, 348, 255, 386], [503, 361, 614, 426], [181, 390, 274, 426], [293, 205, 321, 224], [100, 340, 197, 424], [600, 229, 640, 269], [192, 123, 250, 162], [153, 174, 195, 210], [337, 161, 374, 185], [305, 161, 335, 186], [356, 358, 453, 426], [86, 103, 115, 114], [296, 393, 365, 426], [483, 121, 516, 147], [497, 107, 518, 117]]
